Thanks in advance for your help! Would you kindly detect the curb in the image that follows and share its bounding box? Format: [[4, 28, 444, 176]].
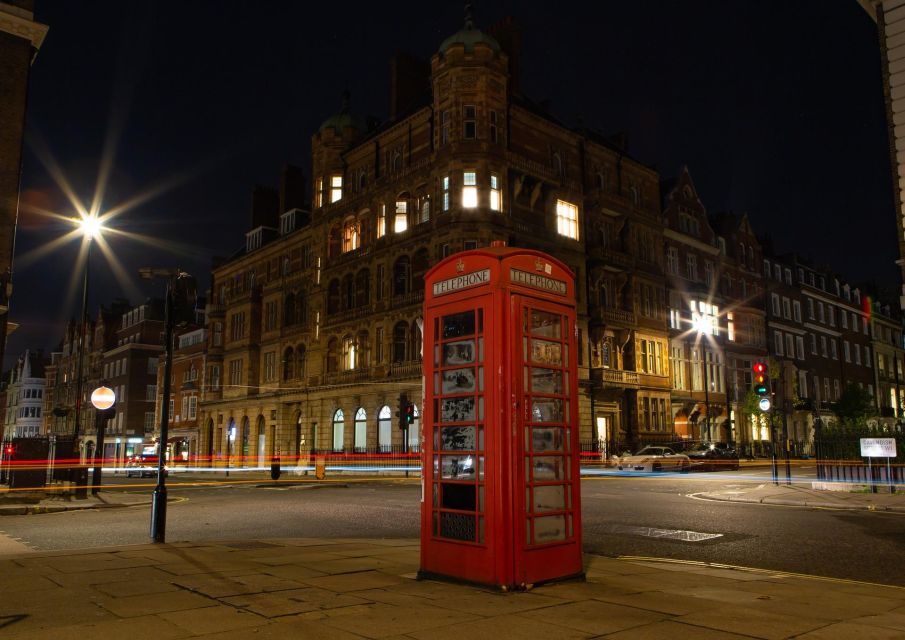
[[703, 492, 905, 513], [0, 498, 157, 516]]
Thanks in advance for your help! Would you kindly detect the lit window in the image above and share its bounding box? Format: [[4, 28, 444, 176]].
[[315, 177, 323, 208], [727, 312, 735, 342], [343, 335, 356, 370], [330, 175, 343, 203], [462, 172, 478, 208], [464, 105, 476, 139], [342, 220, 359, 252], [442, 176, 450, 211], [394, 201, 408, 233], [555, 200, 579, 239], [377, 204, 386, 238], [490, 174, 501, 211]]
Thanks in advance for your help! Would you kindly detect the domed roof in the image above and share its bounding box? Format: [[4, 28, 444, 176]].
[[439, 4, 500, 54], [318, 91, 367, 135]]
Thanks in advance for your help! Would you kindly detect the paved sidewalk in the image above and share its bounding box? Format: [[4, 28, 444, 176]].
[[1, 537, 905, 639], [698, 482, 905, 512], [0, 490, 150, 516]]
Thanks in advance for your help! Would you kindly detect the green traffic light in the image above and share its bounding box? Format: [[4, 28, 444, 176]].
[[755, 384, 768, 395]]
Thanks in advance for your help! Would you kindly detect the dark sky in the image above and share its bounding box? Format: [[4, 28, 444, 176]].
[[8, 0, 896, 368]]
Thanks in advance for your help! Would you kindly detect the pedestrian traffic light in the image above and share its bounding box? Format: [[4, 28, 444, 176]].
[[752, 362, 769, 396]]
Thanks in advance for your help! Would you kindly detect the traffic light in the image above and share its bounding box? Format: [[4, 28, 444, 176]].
[[404, 401, 415, 426], [3, 444, 13, 457], [398, 393, 409, 429], [752, 362, 768, 395], [752, 361, 771, 411]]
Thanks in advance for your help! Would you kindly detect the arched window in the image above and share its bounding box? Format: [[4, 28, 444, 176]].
[[355, 269, 370, 307], [392, 150, 402, 173], [354, 408, 367, 452], [358, 169, 367, 191], [393, 322, 408, 363], [282, 347, 294, 381], [342, 217, 359, 253], [393, 256, 410, 297], [295, 344, 306, 381], [342, 273, 355, 310], [327, 280, 341, 315], [357, 330, 370, 368], [419, 197, 430, 224], [326, 337, 339, 373], [241, 416, 250, 465], [342, 334, 356, 370], [328, 223, 342, 258], [332, 409, 345, 452], [597, 171, 606, 191], [630, 185, 640, 206], [378, 405, 392, 452]]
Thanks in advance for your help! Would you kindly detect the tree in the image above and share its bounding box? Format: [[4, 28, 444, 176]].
[[832, 383, 875, 427]]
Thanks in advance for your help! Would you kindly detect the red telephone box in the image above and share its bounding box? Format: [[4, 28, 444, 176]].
[[419, 245, 583, 590]]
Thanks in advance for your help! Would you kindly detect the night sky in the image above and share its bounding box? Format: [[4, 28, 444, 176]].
[[8, 0, 895, 369]]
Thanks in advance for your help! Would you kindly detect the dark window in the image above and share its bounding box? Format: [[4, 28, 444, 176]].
[[464, 105, 476, 139], [393, 322, 408, 362]]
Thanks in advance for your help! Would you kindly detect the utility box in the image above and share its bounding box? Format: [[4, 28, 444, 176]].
[[419, 246, 583, 590]]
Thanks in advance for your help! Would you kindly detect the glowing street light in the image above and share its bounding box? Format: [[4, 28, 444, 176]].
[[70, 213, 105, 499]]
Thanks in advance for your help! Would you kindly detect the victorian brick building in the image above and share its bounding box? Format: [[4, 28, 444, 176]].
[[195, 13, 694, 465]]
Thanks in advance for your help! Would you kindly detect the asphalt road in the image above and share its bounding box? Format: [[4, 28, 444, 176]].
[[1, 466, 903, 586]]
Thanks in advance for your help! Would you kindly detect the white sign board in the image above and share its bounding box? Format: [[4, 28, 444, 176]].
[[860, 438, 897, 458]]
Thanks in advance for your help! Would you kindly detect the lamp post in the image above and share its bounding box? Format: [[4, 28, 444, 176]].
[[140, 267, 196, 544], [71, 214, 104, 499], [89, 384, 115, 494]]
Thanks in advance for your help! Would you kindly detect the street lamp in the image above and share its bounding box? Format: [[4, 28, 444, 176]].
[[140, 267, 196, 544], [89, 384, 115, 494], [71, 213, 105, 499], [693, 314, 712, 443]]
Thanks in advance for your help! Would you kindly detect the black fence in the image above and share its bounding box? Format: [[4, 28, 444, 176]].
[[814, 431, 904, 489]]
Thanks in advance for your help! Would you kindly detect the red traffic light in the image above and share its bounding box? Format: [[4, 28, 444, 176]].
[[3, 445, 13, 456], [752, 362, 766, 374]]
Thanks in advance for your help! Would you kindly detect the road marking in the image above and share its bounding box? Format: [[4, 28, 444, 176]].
[[604, 524, 723, 542]]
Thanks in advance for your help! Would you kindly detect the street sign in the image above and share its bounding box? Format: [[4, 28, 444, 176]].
[[860, 438, 897, 458], [90, 386, 115, 410], [758, 397, 771, 411]]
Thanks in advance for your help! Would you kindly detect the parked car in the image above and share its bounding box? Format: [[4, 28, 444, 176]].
[[686, 443, 740, 471], [617, 446, 690, 473], [125, 455, 167, 478]]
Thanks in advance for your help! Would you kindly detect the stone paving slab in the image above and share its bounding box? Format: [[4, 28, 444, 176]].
[[2, 538, 905, 639]]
